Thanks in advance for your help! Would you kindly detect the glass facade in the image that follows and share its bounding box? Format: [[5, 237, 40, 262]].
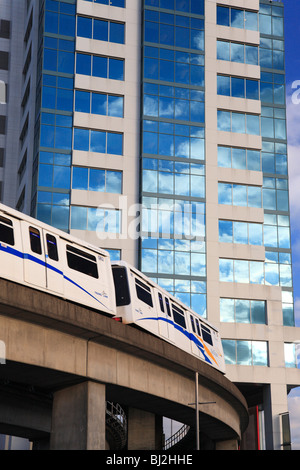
[[31, 0, 125, 235], [29, 0, 294, 336], [259, 0, 294, 326], [140, 0, 206, 316], [218, 1, 294, 334], [31, 0, 76, 231]]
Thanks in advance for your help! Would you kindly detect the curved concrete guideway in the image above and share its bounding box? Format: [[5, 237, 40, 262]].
[[0, 278, 249, 450]]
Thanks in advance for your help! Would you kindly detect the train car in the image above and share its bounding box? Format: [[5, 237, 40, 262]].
[[0, 203, 116, 316], [111, 261, 226, 374]]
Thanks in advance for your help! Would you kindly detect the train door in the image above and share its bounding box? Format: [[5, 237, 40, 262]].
[[165, 297, 175, 343], [158, 294, 175, 344], [63, 241, 106, 312], [132, 275, 159, 335], [43, 230, 64, 295], [21, 222, 46, 289], [157, 292, 169, 340], [189, 314, 201, 358], [0, 213, 23, 284]]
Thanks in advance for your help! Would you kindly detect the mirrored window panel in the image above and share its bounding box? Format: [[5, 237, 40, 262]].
[[143, 120, 205, 161], [144, 46, 204, 86], [73, 128, 123, 155], [83, 0, 125, 7], [217, 110, 260, 135], [71, 205, 121, 233], [217, 75, 259, 100], [217, 40, 258, 65], [220, 298, 266, 324], [144, 9, 204, 50], [143, 83, 204, 123], [284, 343, 300, 368], [222, 339, 268, 366], [219, 220, 263, 246], [75, 90, 124, 117], [217, 5, 258, 31], [219, 256, 292, 288], [259, 3, 284, 37], [141, 196, 205, 240], [77, 16, 125, 44], [72, 167, 122, 194], [218, 146, 261, 171], [76, 53, 124, 80], [142, 157, 205, 198], [218, 182, 262, 208], [144, 0, 204, 15]]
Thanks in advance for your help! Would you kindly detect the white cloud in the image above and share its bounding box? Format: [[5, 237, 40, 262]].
[[287, 83, 300, 226]]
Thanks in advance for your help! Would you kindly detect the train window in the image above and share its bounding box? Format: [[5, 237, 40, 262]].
[[165, 297, 171, 317], [29, 227, 42, 254], [0, 216, 14, 246], [112, 266, 130, 306], [172, 304, 186, 329], [66, 244, 98, 278], [158, 292, 164, 312], [201, 324, 213, 346], [46, 234, 59, 261], [190, 315, 196, 333], [195, 318, 201, 336], [135, 277, 153, 307]]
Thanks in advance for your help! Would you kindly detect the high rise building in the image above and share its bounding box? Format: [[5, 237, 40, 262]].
[[0, 0, 299, 450]]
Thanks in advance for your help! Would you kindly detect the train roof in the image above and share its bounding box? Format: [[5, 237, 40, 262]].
[[0, 203, 109, 258]]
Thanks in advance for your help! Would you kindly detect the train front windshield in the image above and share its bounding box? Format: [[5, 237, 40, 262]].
[[112, 266, 131, 306]]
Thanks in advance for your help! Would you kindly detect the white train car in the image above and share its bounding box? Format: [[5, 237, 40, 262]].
[[111, 261, 225, 374], [0, 203, 116, 316], [0, 203, 225, 373]]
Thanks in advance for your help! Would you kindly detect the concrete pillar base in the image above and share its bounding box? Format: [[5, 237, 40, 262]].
[[127, 408, 163, 450], [50, 381, 106, 450]]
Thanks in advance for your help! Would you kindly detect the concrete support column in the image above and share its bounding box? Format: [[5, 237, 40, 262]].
[[50, 381, 106, 450], [127, 408, 163, 450], [263, 383, 289, 450]]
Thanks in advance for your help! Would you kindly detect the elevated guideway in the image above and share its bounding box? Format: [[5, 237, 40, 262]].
[[0, 278, 249, 450]]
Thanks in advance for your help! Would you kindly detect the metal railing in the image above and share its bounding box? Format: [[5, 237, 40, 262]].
[[164, 424, 190, 450], [106, 402, 127, 449]]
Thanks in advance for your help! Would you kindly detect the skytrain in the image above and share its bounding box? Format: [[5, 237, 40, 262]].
[[0, 203, 225, 373]]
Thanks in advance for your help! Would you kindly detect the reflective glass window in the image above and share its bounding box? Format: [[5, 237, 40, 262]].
[[231, 43, 244, 63], [77, 16, 92, 38], [231, 9, 244, 29], [217, 6, 229, 26], [222, 340, 268, 365], [219, 259, 233, 282], [72, 167, 88, 190], [217, 40, 230, 61], [245, 11, 258, 31], [76, 53, 91, 75], [231, 112, 245, 133], [220, 298, 266, 324], [219, 220, 232, 243], [94, 19, 108, 41], [217, 75, 230, 95], [232, 77, 245, 98], [232, 148, 246, 169]]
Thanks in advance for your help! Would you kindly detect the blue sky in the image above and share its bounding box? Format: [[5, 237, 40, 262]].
[[283, 0, 300, 450]]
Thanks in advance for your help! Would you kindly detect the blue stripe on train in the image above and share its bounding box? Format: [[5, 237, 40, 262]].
[[0, 243, 111, 311], [136, 316, 213, 365]]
